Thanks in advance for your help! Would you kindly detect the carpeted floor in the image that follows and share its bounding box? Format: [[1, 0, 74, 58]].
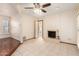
[[12, 38, 79, 56]]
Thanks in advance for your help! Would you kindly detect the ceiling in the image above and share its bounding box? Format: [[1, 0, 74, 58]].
[[16, 3, 79, 18]]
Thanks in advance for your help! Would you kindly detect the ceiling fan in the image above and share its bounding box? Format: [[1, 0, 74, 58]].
[[24, 3, 51, 13]]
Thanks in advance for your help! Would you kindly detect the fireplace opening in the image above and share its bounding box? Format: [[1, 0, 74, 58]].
[[48, 31, 56, 38]]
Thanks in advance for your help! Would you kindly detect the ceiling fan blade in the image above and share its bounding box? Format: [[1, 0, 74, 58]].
[[41, 9, 47, 13], [24, 7, 33, 9], [42, 3, 51, 8]]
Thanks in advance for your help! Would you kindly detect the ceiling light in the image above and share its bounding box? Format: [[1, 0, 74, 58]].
[[33, 8, 43, 15]]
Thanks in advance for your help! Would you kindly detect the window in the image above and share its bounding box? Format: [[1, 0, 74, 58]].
[[2, 16, 9, 33], [0, 16, 9, 34]]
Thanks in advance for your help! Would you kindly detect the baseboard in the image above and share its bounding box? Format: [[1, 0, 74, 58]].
[[23, 37, 35, 42], [60, 41, 77, 46]]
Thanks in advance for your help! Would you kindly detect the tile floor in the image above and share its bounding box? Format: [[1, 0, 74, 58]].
[[12, 38, 79, 56]]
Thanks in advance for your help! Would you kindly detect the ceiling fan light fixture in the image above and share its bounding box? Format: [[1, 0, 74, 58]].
[[33, 8, 43, 15]]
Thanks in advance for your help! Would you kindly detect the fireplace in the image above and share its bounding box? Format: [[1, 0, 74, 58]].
[[48, 31, 56, 38]]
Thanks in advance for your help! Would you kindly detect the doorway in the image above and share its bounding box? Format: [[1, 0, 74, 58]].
[[77, 15, 79, 48], [35, 20, 43, 39]]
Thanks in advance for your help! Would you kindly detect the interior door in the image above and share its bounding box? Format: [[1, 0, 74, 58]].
[[35, 20, 43, 39], [38, 20, 43, 38], [35, 20, 39, 38], [77, 15, 79, 48]]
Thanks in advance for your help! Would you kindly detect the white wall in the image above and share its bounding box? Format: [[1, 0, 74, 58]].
[[43, 10, 77, 44], [10, 16, 21, 41], [20, 14, 35, 41], [15, 4, 37, 42]]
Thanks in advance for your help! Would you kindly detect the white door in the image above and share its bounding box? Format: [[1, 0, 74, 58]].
[[77, 15, 79, 48], [38, 20, 43, 38], [35, 20, 43, 39], [35, 21, 39, 38]]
